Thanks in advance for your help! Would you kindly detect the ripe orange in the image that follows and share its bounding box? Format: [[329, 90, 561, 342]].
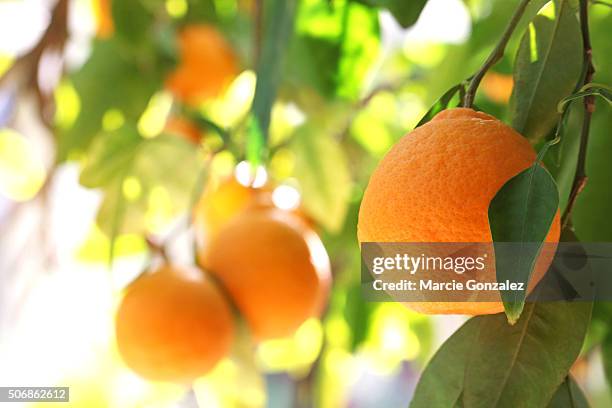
[[482, 72, 514, 104], [165, 116, 202, 144], [358, 108, 560, 315], [193, 177, 268, 261], [166, 24, 238, 105], [206, 207, 331, 340], [115, 264, 234, 382]]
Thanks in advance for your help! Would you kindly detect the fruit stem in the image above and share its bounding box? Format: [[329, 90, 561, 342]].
[[561, 0, 596, 228], [463, 0, 533, 108], [145, 236, 171, 264]]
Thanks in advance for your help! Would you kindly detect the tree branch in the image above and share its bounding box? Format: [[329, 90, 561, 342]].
[[0, 0, 69, 128], [561, 0, 596, 228], [463, 0, 532, 108], [0, 0, 69, 87]]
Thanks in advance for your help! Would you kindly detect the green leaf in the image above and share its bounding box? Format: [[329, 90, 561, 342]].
[[344, 282, 375, 351], [249, 0, 297, 163], [359, 0, 427, 28], [546, 376, 590, 408], [335, 2, 380, 99], [59, 40, 161, 161], [415, 84, 463, 128], [183, 0, 217, 21], [292, 0, 380, 101], [410, 317, 480, 408], [411, 302, 592, 408], [284, 35, 341, 97], [291, 124, 351, 233], [111, 0, 154, 46], [602, 330, 612, 391], [81, 126, 201, 244], [557, 84, 612, 112], [543, 106, 582, 212], [510, 0, 582, 141], [79, 126, 142, 188], [488, 163, 559, 321]]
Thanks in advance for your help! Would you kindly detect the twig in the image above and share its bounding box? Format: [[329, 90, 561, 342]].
[[463, 0, 532, 108], [0, 0, 69, 119], [561, 0, 596, 228], [145, 236, 170, 264]]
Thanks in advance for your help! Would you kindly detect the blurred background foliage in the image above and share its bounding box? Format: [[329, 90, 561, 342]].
[[0, 0, 610, 407]]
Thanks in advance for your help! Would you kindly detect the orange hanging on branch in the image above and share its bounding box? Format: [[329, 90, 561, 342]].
[[115, 265, 234, 382], [358, 108, 560, 315], [166, 24, 239, 106], [206, 207, 331, 340]]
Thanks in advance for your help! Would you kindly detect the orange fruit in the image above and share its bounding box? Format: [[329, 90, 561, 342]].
[[358, 108, 560, 315], [94, 0, 114, 39], [193, 176, 267, 238], [166, 24, 238, 105], [482, 72, 514, 104], [165, 116, 202, 144], [115, 264, 234, 382], [193, 177, 269, 266], [206, 207, 331, 340]]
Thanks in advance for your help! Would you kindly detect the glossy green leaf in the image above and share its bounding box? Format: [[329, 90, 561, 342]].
[[249, 0, 297, 163], [557, 84, 612, 112], [488, 163, 559, 321], [415, 84, 462, 128], [291, 124, 351, 233], [410, 317, 480, 407], [510, 0, 582, 141], [411, 302, 592, 408], [546, 376, 590, 408], [543, 106, 581, 212]]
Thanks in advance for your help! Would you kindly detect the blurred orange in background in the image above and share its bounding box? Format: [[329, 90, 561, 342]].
[[207, 206, 331, 340], [481, 72, 514, 104], [115, 264, 235, 383], [93, 0, 114, 39], [166, 25, 239, 106]]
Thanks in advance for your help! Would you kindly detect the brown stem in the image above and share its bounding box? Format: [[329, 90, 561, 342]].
[[561, 0, 595, 228], [0, 0, 69, 130], [145, 236, 170, 264], [463, 0, 532, 108], [0, 0, 69, 88]]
